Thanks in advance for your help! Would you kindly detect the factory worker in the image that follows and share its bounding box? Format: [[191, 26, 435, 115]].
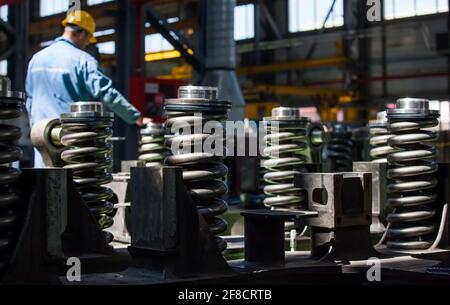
[[25, 10, 150, 167]]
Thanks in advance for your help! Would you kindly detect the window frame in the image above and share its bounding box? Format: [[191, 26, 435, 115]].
[[381, 10, 448, 25], [0, 5, 8, 22], [38, 0, 70, 18], [234, 3, 256, 42], [383, 0, 449, 21], [285, 0, 449, 35], [96, 40, 116, 55], [287, 0, 345, 35], [86, 0, 114, 7], [145, 33, 175, 54]]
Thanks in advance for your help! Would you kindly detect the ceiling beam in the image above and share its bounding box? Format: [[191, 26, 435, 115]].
[[29, 2, 117, 36], [237, 57, 347, 75], [243, 84, 352, 98], [30, 16, 196, 54]]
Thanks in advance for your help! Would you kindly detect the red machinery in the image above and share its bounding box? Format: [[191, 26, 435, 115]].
[[129, 77, 182, 123]]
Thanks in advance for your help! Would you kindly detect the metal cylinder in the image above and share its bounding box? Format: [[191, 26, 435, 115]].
[[262, 107, 310, 210], [201, 0, 245, 121], [60, 102, 115, 244], [164, 86, 231, 252], [385, 98, 440, 250], [0, 77, 25, 273], [325, 124, 353, 171], [369, 111, 396, 163], [139, 122, 165, 167], [204, 0, 236, 69]]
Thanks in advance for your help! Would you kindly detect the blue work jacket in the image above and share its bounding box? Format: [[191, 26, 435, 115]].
[[26, 37, 140, 167]]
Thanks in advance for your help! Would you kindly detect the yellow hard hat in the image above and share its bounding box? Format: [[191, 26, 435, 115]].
[[62, 10, 97, 43]]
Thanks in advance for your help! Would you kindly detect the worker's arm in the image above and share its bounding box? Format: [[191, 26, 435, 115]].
[[80, 56, 141, 125], [25, 61, 33, 118]]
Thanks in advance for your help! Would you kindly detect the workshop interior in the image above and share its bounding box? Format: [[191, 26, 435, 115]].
[[2, 0, 450, 287]]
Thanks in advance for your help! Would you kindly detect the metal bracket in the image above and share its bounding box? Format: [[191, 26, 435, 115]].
[[295, 172, 380, 261], [241, 210, 317, 265], [107, 160, 146, 244], [30, 119, 65, 167], [128, 166, 233, 278], [1, 169, 128, 284], [353, 161, 387, 235]]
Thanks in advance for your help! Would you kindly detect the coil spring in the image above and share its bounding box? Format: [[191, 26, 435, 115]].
[[165, 87, 231, 252], [0, 97, 23, 273], [386, 99, 440, 250], [61, 105, 115, 244], [326, 125, 353, 171], [258, 164, 266, 194], [369, 112, 396, 163], [139, 123, 166, 167], [263, 113, 309, 210]]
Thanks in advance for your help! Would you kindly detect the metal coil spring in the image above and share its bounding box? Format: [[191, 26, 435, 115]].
[[258, 165, 266, 194], [326, 125, 353, 171], [139, 123, 166, 167], [386, 99, 440, 250], [165, 87, 231, 252], [0, 101, 23, 272], [369, 112, 396, 163], [61, 118, 115, 244], [165, 112, 229, 252], [263, 119, 308, 210]]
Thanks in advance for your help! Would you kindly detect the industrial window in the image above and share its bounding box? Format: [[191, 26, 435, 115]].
[[87, 0, 113, 5], [234, 4, 255, 40], [145, 33, 174, 53], [39, 0, 69, 17], [144, 17, 183, 53], [384, 0, 448, 20], [97, 41, 115, 54], [0, 60, 7, 76], [288, 0, 344, 33], [94, 30, 115, 54], [0, 5, 8, 22], [94, 29, 115, 38]]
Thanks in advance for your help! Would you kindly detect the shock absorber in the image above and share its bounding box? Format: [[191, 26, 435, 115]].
[[164, 86, 231, 252], [386, 98, 440, 250], [60, 102, 115, 244], [139, 122, 166, 167], [369, 111, 396, 163], [262, 107, 309, 211], [0, 77, 25, 273], [325, 124, 353, 171]]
